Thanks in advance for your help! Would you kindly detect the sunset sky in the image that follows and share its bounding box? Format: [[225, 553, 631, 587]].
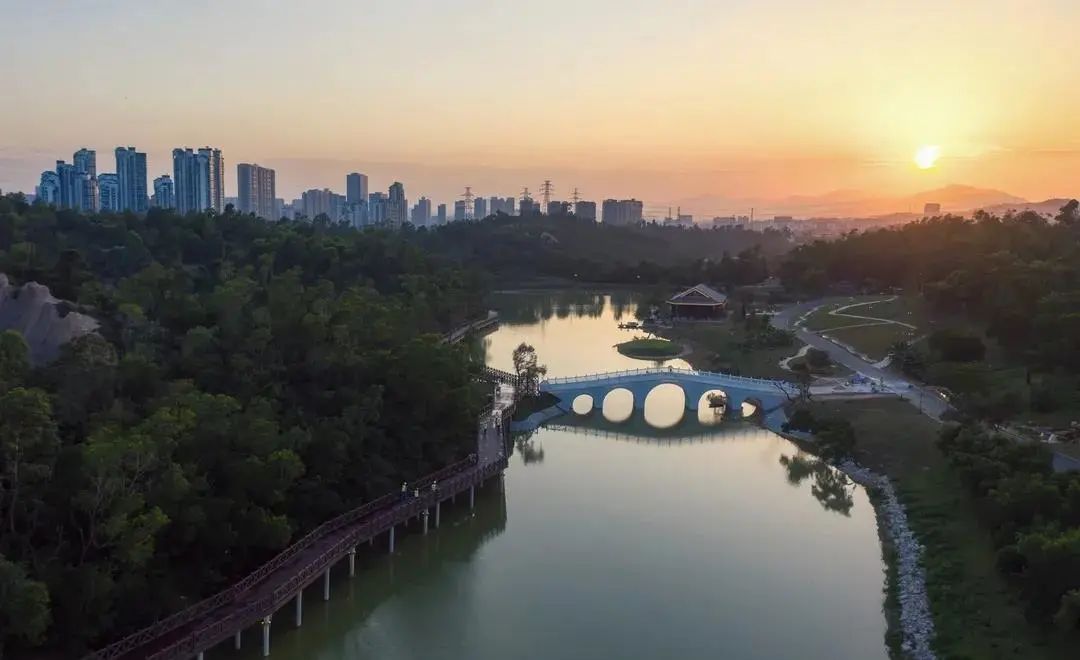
[[2, 0, 1078, 215]]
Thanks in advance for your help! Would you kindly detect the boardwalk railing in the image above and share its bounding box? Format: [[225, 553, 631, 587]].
[[542, 366, 790, 388], [86, 411, 504, 660], [142, 459, 507, 660]]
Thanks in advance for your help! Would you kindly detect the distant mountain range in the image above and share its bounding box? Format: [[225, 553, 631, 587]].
[[673, 184, 1071, 220]]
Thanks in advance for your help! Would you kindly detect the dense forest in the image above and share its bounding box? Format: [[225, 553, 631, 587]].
[[0, 194, 489, 656], [781, 202, 1080, 373], [781, 202, 1080, 634], [413, 212, 784, 286]]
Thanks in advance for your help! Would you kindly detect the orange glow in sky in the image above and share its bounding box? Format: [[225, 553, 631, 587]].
[[1, 0, 1078, 213]]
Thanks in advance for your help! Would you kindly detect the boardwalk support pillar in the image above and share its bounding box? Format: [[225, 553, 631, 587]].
[[435, 501, 441, 528], [389, 525, 395, 553], [295, 591, 303, 627], [234, 631, 242, 650], [422, 509, 429, 535], [197, 653, 204, 660], [323, 568, 331, 601], [469, 485, 475, 510], [348, 547, 357, 577], [261, 616, 272, 657]]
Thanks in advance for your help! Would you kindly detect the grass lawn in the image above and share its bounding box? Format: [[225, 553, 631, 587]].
[[826, 323, 922, 361], [616, 337, 683, 359], [656, 319, 797, 379], [806, 398, 1078, 660]]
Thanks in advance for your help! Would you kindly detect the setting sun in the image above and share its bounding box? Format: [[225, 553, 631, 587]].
[[915, 145, 942, 170]]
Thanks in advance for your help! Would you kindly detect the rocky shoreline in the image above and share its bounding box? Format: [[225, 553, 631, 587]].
[[838, 460, 937, 660]]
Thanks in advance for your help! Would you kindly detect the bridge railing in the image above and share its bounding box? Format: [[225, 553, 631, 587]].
[[541, 366, 792, 388]]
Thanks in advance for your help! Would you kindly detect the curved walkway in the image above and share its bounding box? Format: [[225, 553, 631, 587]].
[[813, 296, 917, 332], [86, 384, 517, 660]]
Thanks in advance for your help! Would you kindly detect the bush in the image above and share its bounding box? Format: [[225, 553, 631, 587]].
[[806, 348, 830, 370], [929, 329, 986, 362]]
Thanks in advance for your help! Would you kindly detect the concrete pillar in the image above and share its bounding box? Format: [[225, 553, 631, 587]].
[[295, 591, 303, 627], [261, 616, 272, 658], [435, 501, 441, 528], [389, 525, 395, 553], [348, 547, 357, 577], [234, 631, 242, 650], [469, 485, 475, 510], [197, 653, 204, 660], [422, 509, 429, 535], [323, 568, 331, 601]]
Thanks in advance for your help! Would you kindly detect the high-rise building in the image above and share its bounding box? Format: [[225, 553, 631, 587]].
[[35, 171, 60, 206], [152, 175, 175, 209], [411, 196, 432, 226], [367, 192, 389, 225], [519, 196, 539, 216], [73, 148, 97, 178], [473, 197, 488, 219], [923, 202, 941, 215], [388, 182, 407, 228], [301, 188, 345, 221], [437, 203, 447, 225], [454, 200, 467, 222], [346, 172, 369, 204], [548, 201, 571, 215], [574, 200, 597, 221], [173, 147, 223, 214], [202, 148, 224, 212], [115, 147, 148, 213], [99, 173, 120, 211], [236, 163, 276, 219], [601, 199, 643, 226]]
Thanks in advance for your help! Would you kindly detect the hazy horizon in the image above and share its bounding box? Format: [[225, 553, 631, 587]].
[[3, 0, 1079, 216]]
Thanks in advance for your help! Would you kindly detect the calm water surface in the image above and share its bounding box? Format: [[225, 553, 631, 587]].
[[237, 292, 887, 660]]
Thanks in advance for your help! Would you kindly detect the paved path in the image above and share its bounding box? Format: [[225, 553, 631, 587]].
[[773, 300, 951, 420], [775, 300, 1080, 471]]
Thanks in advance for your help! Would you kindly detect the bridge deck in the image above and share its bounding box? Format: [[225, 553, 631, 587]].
[[542, 366, 793, 393], [88, 384, 514, 660]]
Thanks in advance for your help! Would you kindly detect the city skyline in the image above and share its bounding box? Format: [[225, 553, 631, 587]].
[[3, 1, 1079, 215]]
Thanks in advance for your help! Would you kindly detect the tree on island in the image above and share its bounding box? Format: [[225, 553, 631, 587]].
[[512, 343, 547, 396]]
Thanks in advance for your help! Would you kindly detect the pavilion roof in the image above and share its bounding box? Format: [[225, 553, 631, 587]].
[[667, 283, 728, 305]]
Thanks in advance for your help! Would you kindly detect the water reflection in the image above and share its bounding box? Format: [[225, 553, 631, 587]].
[[514, 434, 546, 465], [238, 484, 508, 659], [779, 453, 856, 516]]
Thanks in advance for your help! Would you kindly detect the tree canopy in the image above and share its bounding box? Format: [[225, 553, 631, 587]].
[[0, 195, 489, 655]]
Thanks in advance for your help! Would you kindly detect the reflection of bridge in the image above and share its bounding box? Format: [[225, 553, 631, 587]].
[[541, 367, 797, 417], [545, 409, 769, 444]]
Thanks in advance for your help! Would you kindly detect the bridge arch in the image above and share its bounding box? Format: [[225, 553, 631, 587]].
[[571, 394, 595, 414], [696, 389, 729, 425], [601, 387, 634, 423], [642, 383, 685, 429]]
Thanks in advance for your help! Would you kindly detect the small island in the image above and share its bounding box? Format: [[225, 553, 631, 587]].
[[616, 337, 684, 360]]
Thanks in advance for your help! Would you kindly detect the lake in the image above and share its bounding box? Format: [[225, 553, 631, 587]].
[[237, 291, 888, 660]]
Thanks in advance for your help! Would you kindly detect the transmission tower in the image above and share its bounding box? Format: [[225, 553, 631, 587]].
[[461, 187, 475, 220], [571, 187, 581, 205], [540, 180, 554, 211], [520, 187, 532, 202]]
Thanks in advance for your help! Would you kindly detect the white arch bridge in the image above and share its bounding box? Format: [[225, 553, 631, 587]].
[[540, 367, 799, 419]]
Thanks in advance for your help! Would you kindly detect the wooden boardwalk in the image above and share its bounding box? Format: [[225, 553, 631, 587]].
[[85, 382, 515, 660]]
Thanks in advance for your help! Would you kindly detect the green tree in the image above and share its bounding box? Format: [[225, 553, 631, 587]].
[[0, 387, 58, 537], [512, 343, 547, 395], [0, 330, 30, 391], [0, 554, 51, 655]]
